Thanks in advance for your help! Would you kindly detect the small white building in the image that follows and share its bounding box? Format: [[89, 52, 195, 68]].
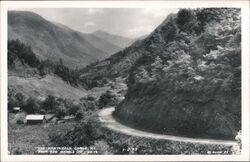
[[63, 115, 75, 120], [12, 107, 21, 113], [25, 115, 46, 124]]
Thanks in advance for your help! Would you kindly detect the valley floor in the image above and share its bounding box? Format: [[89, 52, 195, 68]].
[[8, 107, 238, 155], [8, 113, 77, 154], [8, 77, 239, 155]]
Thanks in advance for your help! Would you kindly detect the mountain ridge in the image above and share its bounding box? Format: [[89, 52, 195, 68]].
[[8, 11, 132, 68], [92, 30, 136, 49], [78, 13, 175, 86]]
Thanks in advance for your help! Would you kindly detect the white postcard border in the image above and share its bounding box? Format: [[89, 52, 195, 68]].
[[1, 1, 249, 161]]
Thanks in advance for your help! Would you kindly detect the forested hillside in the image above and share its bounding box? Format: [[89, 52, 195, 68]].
[[8, 39, 80, 86], [8, 39, 88, 109], [114, 8, 241, 140], [8, 11, 126, 68]]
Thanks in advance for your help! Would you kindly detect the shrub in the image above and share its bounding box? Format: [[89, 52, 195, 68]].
[[231, 130, 241, 154], [49, 118, 101, 147], [16, 119, 24, 124], [22, 98, 39, 114], [55, 104, 67, 119], [41, 95, 58, 112], [75, 111, 83, 121], [39, 109, 46, 115], [13, 147, 23, 155], [99, 90, 118, 108], [15, 93, 25, 103], [80, 97, 98, 111], [68, 104, 80, 116], [87, 94, 96, 101], [8, 97, 18, 111], [8, 89, 26, 111]]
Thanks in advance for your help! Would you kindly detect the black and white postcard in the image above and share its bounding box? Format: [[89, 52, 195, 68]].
[[1, 0, 249, 161]]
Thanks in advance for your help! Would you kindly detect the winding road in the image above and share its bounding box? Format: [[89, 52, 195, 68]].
[[98, 107, 237, 146]]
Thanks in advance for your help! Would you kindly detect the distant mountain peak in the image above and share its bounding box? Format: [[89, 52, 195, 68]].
[[8, 10, 48, 23], [93, 30, 132, 40], [92, 29, 136, 49], [9, 10, 42, 17], [93, 30, 107, 34], [8, 11, 126, 68]]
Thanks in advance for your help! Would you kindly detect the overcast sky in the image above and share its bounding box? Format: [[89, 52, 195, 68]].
[[11, 8, 178, 38]]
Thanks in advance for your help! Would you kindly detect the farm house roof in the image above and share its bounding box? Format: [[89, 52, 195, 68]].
[[26, 115, 45, 120]]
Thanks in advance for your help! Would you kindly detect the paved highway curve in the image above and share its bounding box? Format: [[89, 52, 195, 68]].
[[98, 107, 237, 146]]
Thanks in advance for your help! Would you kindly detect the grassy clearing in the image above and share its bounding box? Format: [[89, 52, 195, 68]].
[[8, 113, 76, 154], [8, 75, 87, 101]]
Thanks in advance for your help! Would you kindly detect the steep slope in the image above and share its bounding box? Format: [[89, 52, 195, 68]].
[[78, 36, 146, 89], [54, 22, 123, 55], [8, 11, 123, 68], [92, 30, 136, 49], [111, 8, 241, 140], [8, 75, 87, 101], [8, 39, 88, 101]]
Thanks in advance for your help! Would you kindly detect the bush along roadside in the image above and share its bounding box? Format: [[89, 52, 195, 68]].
[[48, 114, 234, 155]]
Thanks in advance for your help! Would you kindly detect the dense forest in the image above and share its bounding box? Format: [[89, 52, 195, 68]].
[[8, 39, 89, 87], [114, 8, 241, 140]]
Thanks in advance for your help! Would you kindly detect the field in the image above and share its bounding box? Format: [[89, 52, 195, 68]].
[[8, 113, 76, 154]]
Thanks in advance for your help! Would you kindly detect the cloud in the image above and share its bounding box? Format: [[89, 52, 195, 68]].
[[87, 8, 102, 15], [10, 8, 179, 38], [140, 8, 177, 18], [84, 21, 95, 27], [126, 25, 153, 38]]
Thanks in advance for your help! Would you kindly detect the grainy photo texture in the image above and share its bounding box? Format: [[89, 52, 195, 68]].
[[7, 8, 241, 155]]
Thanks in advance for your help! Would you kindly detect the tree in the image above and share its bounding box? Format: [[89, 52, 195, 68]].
[[161, 17, 178, 42], [68, 104, 80, 116], [22, 98, 39, 114], [99, 90, 117, 108], [8, 91, 26, 110], [49, 119, 101, 147], [151, 56, 164, 80], [59, 58, 63, 65], [176, 9, 194, 30], [55, 104, 67, 119], [75, 111, 83, 121], [14, 93, 25, 104], [41, 95, 58, 112]]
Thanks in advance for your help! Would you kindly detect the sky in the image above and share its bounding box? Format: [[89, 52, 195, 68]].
[[11, 8, 178, 38]]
